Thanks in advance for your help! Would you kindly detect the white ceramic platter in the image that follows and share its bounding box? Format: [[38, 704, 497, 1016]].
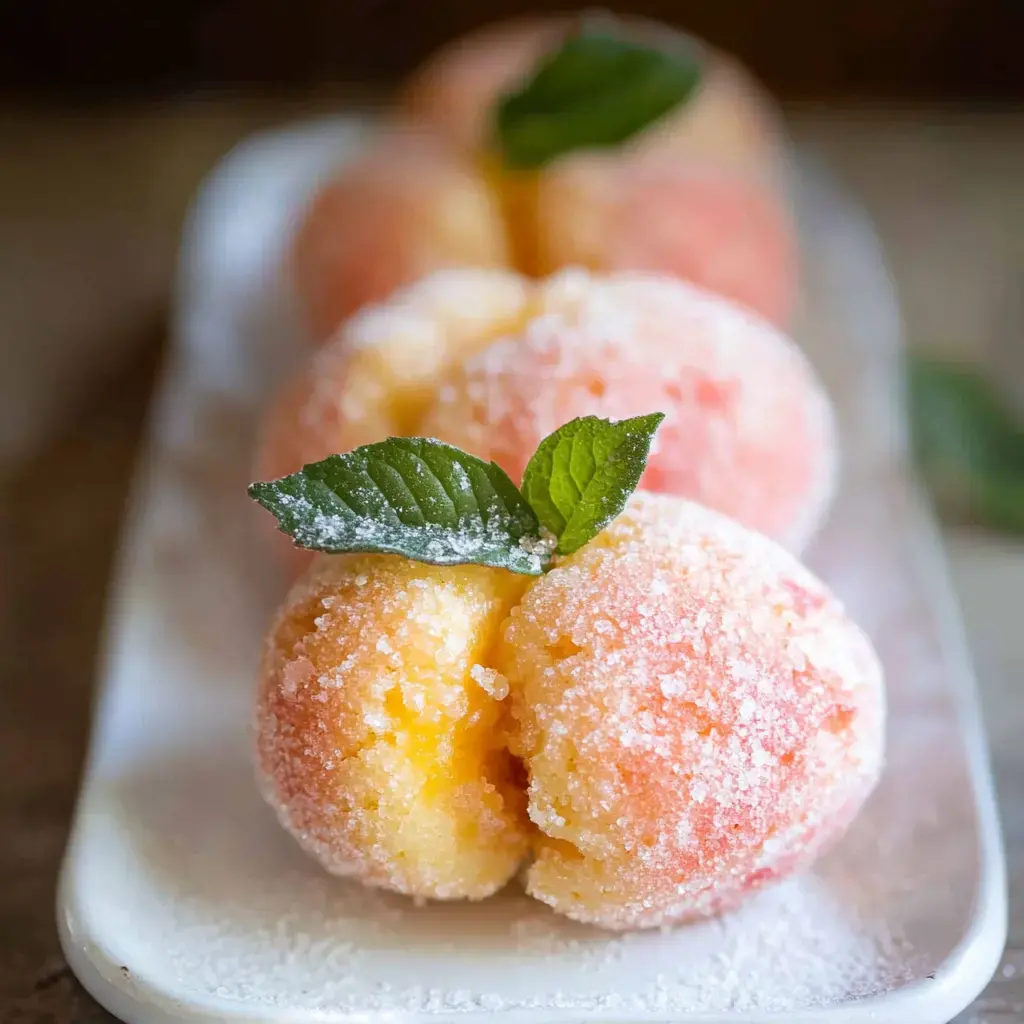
[[58, 118, 1006, 1023]]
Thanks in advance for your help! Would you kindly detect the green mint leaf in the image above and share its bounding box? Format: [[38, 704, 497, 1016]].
[[249, 438, 551, 575], [493, 23, 702, 170], [522, 413, 664, 555], [908, 354, 1024, 534]]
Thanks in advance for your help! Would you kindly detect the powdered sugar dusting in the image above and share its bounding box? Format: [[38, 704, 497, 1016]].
[[106, 784, 921, 1016], [264, 486, 549, 574]]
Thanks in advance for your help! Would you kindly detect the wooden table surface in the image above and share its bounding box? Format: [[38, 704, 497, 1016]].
[[1, 102, 1022, 1023]]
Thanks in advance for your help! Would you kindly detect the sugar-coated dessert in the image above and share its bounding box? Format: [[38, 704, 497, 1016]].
[[421, 269, 836, 552], [255, 493, 884, 922], [499, 493, 884, 929], [291, 129, 510, 342], [290, 16, 798, 334], [403, 15, 797, 323], [260, 268, 835, 557], [256, 553, 530, 900]]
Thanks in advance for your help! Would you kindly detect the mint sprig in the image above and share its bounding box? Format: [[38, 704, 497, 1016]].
[[493, 23, 703, 170], [249, 414, 665, 573], [522, 413, 664, 554]]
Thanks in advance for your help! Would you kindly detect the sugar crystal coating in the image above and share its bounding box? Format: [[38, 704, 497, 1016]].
[[260, 268, 835, 561], [255, 493, 884, 923], [256, 553, 531, 899], [421, 269, 837, 552], [498, 492, 885, 929]]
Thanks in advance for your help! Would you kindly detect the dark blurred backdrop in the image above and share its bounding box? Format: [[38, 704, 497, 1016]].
[[1, 0, 1021, 101]]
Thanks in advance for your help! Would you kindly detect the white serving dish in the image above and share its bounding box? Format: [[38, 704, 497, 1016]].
[[57, 118, 1006, 1023]]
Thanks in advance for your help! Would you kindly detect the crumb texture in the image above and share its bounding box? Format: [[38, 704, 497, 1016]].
[[256, 552, 530, 899]]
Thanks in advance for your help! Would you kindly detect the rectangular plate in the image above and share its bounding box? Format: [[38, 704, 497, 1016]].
[[57, 118, 1006, 1023]]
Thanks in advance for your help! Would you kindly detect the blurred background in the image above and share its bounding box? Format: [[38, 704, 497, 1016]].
[[2, 0, 1023, 462], [2, 0, 1022, 98], [2, 0, 1022, 464], [1, 3, 1022, 1021]]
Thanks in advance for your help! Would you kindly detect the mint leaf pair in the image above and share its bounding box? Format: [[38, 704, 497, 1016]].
[[493, 22, 703, 170], [249, 413, 664, 576]]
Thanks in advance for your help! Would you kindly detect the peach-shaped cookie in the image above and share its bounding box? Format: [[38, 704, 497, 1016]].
[[280, 16, 799, 338], [291, 129, 510, 342], [254, 491, 884, 919], [403, 16, 796, 321], [422, 270, 836, 552], [499, 492, 884, 929], [256, 553, 531, 900]]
